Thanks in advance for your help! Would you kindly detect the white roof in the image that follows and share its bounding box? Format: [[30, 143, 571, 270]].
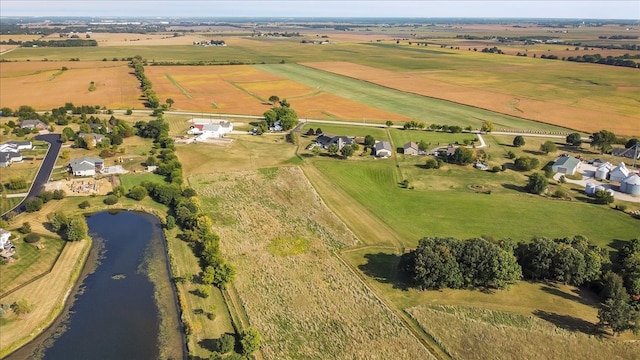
[[622, 173, 640, 185]]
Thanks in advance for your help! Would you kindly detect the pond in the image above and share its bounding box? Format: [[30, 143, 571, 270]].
[[8, 211, 184, 360]]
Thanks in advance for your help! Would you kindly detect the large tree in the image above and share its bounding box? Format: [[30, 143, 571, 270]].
[[239, 327, 261, 356], [590, 130, 617, 154], [540, 141, 558, 154], [363, 135, 376, 149], [513, 135, 526, 147], [566, 132, 582, 146], [450, 147, 475, 165], [525, 173, 548, 194], [598, 297, 640, 336]]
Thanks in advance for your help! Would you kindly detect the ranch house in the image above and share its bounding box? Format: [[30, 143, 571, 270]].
[[315, 135, 354, 150], [69, 156, 104, 177], [78, 132, 106, 147], [0, 141, 30, 167], [552, 155, 580, 175], [20, 119, 47, 130]]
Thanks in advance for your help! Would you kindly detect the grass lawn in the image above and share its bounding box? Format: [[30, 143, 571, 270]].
[[0, 235, 65, 295], [300, 122, 390, 140], [309, 158, 639, 249], [118, 172, 166, 190]]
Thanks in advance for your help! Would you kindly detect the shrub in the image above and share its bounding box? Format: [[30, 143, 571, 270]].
[[103, 195, 119, 205], [553, 188, 568, 199], [38, 190, 55, 203], [127, 186, 147, 201], [24, 233, 41, 243], [53, 189, 65, 200], [424, 158, 440, 169], [78, 200, 91, 209], [491, 165, 501, 172], [24, 198, 43, 212], [216, 334, 236, 353], [616, 204, 628, 212], [19, 222, 31, 234]]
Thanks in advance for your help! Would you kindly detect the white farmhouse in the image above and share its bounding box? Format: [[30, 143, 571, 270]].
[[188, 120, 233, 141]]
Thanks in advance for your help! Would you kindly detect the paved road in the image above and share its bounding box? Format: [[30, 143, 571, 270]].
[[4, 134, 62, 216]]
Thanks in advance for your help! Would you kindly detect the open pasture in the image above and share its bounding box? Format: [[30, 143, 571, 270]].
[[303, 60, 640, 136], [0, 61, 141, 110], [191, 167, 429, 359], [85, 32, 206, 47]]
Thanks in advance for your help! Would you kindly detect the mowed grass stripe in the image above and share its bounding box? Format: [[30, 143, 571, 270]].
[[165, 73, 192, 99], [255, 64, 572, 132]]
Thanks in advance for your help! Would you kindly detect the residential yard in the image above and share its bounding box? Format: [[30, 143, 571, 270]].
[[190, 167, 429, 359]]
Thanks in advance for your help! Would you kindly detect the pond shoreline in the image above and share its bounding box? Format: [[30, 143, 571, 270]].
[[2, 210, 186, 360]]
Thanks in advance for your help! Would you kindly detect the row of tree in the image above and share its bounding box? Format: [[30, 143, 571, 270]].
[[131, 56, 160, 108]]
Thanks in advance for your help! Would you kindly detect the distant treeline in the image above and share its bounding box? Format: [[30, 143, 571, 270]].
[[539, 53, 639, 68], [1, 39, 97, 47]]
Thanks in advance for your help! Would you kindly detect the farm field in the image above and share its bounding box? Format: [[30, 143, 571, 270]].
[[0, 61, 141, 110], [302, 60, 640, 136], [190, 167, 430, 359], [257, 63, 578, 132], [145, 65, 410, 121]]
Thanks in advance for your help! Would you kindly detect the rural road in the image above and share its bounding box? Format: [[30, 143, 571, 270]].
[[4, 134, 62, 216]]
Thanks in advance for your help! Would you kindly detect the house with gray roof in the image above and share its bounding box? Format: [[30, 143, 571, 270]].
[[20, 119, 47, 130], [612, 146, 640, 160], [314, 134, 354, 150], [78, 133, 106, 146], [374, 141, 393, 158], [403, 142, 419, 156], [69, 156, 104, 177], [552, 155, 581, 175]]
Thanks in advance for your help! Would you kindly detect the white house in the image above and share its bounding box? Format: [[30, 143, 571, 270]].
[[69, 156, 104, 177], [552, 155, 581, 175], [188, 120, 233, 140], [0, 141, 30, 167], [0, 228, 14, 258], [610, 162, 630, 183], [374, 141, 393, 158]]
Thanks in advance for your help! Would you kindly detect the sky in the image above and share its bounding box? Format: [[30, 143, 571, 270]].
[[1, 1, 639, 19]]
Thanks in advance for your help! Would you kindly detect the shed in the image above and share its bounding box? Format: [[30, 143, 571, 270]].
[[552, 156, 580, 175]]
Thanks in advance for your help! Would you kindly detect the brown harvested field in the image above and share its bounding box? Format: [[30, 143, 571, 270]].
[[81, 32, 207, 46], [0, 61, 142, 110], [406, 304, 640, 360], [191, 167, 429, 359], [147, 65, 410, 121], [303, 61, 640, 135]]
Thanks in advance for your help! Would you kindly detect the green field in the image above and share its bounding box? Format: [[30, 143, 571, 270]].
[[118, 173, 166, 190], [310, 159, 639, 248]]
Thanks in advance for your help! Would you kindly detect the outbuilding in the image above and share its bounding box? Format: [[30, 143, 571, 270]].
[[610, 162, 630, 183], [552, 155, 580, 175]]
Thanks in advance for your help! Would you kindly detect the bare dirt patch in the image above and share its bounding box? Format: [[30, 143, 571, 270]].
[[43, 178, 113, 196]]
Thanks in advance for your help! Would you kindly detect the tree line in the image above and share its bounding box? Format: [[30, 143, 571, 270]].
[[131, 56, 160, 108], [400, 235, 640, 335], [5, 39, 98, 47]]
